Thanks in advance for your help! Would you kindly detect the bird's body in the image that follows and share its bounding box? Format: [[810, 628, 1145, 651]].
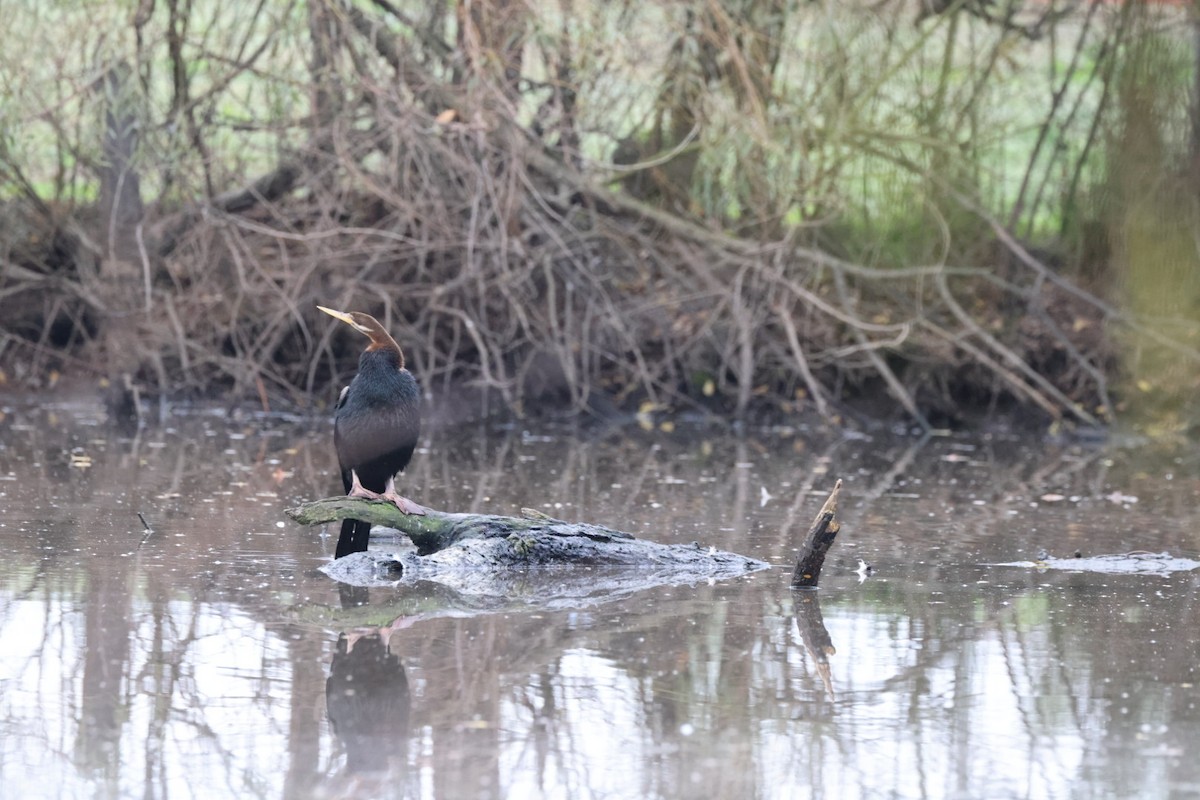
[[856, 559, 874, 581], [319, 306, 425, 558], [334, 347, 420, 498]]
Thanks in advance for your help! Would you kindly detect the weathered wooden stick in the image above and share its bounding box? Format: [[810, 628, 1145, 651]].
[[790, 478, 843, 588]]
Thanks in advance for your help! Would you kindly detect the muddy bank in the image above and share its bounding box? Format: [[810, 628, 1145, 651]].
[[0, 188, 1120, 433]]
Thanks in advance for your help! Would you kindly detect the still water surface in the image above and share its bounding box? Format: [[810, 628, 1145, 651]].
[[1, 402, 1198, 799]]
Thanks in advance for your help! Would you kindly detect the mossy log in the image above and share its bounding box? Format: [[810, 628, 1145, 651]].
[[286, 480, 843, 590], [286, 500, 770, 587]]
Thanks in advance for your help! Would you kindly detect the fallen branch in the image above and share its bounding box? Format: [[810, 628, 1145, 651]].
[[286, 480, 846, 590], [287, 499, 766, 582]]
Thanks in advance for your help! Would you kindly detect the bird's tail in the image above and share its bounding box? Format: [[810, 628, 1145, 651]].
[[336, 518, 372, 558]]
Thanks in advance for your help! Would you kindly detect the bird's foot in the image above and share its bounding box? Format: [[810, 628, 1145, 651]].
[[347, 472, 426, 515], [347, 484, 386, 502], [382, 491, 427, 516]]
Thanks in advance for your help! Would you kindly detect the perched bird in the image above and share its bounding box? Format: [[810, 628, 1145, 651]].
[[318, 306, 425, 558]]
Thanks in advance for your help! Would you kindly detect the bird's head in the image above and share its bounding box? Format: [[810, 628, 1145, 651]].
[[317, 306, 404, 362]]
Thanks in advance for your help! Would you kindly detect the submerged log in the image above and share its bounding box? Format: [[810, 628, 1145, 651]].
[[989, 551, 1200, 576], [286, 480, 844, 590]]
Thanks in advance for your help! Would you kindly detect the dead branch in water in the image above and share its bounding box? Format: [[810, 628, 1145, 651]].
[[286, 497, 771, 582], [791, 479, 843, 589], [286, 480, 845, 589]]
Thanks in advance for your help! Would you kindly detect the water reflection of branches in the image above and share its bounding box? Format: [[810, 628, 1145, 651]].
[[129, 593, 202, 792], [6, 410, 1200, 796]]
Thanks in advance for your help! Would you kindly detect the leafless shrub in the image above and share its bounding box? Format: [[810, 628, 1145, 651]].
[[2, 1, 1198, 427]]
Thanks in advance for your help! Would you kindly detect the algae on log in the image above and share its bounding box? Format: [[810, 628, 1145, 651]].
[[286, 480, 844, 589]]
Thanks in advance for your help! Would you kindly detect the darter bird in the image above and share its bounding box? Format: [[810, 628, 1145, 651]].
[[318, 305, 425, 558]]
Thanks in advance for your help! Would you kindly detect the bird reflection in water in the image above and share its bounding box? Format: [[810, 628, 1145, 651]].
[[326, 627, 412, 786]]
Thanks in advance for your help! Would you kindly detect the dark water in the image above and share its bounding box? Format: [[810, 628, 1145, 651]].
[[1, 402, 1199, 799]]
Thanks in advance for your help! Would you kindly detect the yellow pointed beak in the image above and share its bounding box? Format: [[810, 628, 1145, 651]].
[[317, 305, 357, 327]]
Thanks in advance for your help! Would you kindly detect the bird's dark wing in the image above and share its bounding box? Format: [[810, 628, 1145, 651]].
[[334, 384, 352, 492]]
